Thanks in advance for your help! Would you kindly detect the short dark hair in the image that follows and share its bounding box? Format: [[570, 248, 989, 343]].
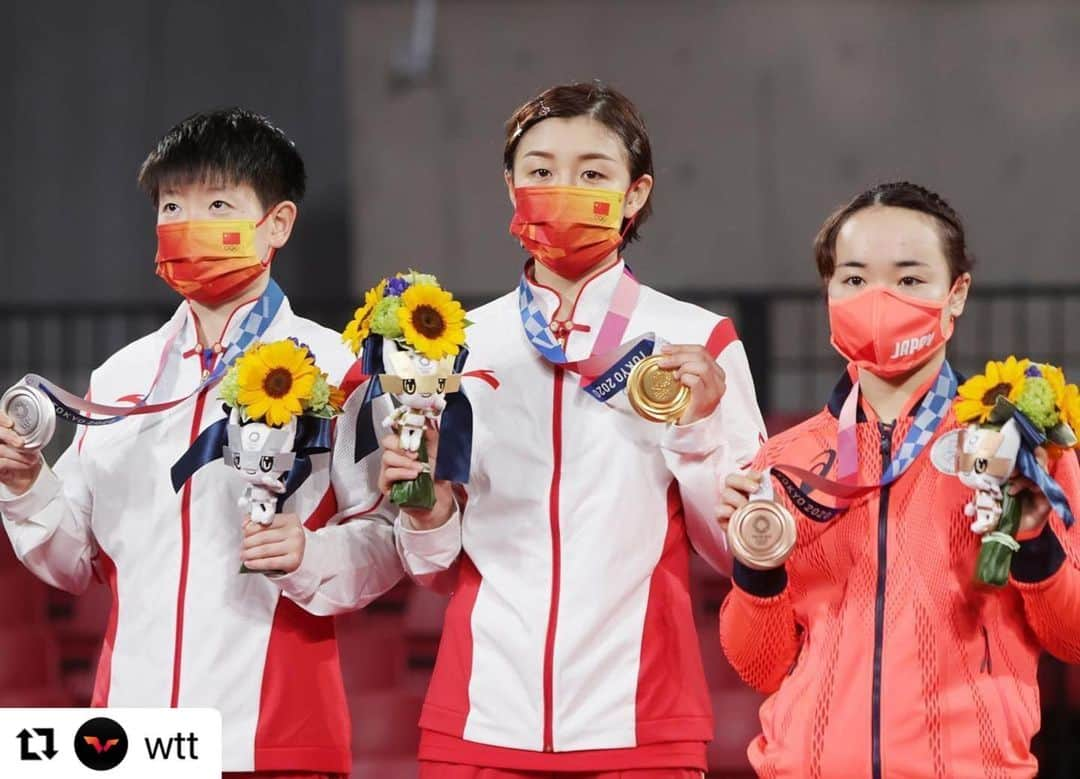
[[814, 181, 975, 282], [503, 82, 654, 245], [137, 108, 306, 209]]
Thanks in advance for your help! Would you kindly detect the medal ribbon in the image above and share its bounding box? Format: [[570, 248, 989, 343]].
[[518, 264, 653, 400], [770, 361, 959, 513], [20, 279, 285, 426]]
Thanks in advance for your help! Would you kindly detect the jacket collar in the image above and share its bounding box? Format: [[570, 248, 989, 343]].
[[523, 258, 629, 361], [177, 293, 287, 355], [825, 364, 965, 422]]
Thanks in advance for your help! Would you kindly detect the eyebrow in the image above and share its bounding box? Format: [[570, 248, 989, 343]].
[[578, 152, 619, 163], [837, 259, 930, 268], [519, 150, 619, 163]]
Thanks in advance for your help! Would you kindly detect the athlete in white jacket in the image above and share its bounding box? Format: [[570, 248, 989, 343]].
[[378, 84, 766, 778], [0, 109, 400, 778]]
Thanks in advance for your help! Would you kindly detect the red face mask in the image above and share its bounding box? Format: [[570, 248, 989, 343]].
[[828, 285, 956, 378], [155, 214, 275, 306], [509, 185, 633, 280]]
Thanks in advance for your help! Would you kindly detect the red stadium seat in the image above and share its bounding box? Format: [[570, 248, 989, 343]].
[[61, 581, 112, 636], [0, 626, 62, 690], [699, 624, 749, 692], [0, 566, 49, 625], [404, 587, 447, 636], [337, 612, 406, 693], [403, 588, 446, 685], [0, 684, 74, 707], [352, 757, 418, 779], [707, 688, 764, 776], [350, 689, 424, 756], [366, 580, 413, 617]]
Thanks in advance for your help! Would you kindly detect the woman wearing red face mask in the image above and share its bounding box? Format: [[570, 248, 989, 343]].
[[717, 182, 1080, 779], [378, 83, 767, 777]]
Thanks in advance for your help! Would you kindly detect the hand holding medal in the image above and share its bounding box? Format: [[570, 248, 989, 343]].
[[718, 469, 798, 570], [628, 343, 726, 425], [0, 395, 46, 497]]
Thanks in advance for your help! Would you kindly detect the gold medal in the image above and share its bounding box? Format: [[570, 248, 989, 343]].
[[627, 355, 692, 423], [727, 499, 797, 570]]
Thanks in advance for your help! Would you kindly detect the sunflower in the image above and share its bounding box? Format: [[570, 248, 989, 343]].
[[1042, 363, 1068, 406], [954, 355, 1030, 424], [1063, 383, 1080, 436], [343, 279, 387, 354], [397, 283, 467, 360], [236, 340, 318, 426]]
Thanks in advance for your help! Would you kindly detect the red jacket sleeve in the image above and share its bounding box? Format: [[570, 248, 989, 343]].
[[1010, 451, 1080, 664]]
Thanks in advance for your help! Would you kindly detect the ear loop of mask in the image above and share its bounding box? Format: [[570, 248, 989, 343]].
[[941, 275, 966, 339], [616, 178, 645, 251], [256, 206, 278, 268]]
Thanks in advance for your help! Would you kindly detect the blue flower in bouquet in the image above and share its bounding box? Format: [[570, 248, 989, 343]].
[[387, 277, 410, 296]]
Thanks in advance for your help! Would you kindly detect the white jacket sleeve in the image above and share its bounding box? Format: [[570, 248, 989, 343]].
[[269, 392, 405, 615], [394, 506, 463, 593], [660, 337, 766, 576], [0, 440, 96, 594]]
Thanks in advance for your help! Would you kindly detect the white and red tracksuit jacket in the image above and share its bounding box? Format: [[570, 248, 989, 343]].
[[0, 291, 403, 773], [394, 260, 766, 772]]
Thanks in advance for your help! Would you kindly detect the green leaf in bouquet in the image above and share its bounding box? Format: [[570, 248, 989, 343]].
[[975, 484, 1022, 588], [1047, 421, 1079, 448], [988, 395, 1019, 426], [388, 433, 437, 510], [390, 472, 436, 510]]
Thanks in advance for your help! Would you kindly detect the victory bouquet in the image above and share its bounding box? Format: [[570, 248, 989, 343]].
[[343, 271, 472, 510], [936, 357, 1079, 586], [218, 338, 343, 527]]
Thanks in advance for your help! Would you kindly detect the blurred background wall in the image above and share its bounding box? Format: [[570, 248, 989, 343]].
[[2, 0, 349, 304], [346, 0, 1080, 295]]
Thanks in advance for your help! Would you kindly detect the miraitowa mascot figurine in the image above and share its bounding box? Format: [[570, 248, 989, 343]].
[[381, 340, 461, 454], [933, 358, 1078, 586], [223, 408, 298, 526], [343, 271, 475, 510], [954, 420, 1023, 535]]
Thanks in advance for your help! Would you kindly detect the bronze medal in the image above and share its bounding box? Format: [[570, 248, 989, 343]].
[[627, 355, 692, 423], [727, 499, 797, 570]]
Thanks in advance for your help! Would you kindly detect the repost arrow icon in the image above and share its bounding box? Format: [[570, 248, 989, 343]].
[[17, 729, 41, 760], [35, 728, 57, 759]]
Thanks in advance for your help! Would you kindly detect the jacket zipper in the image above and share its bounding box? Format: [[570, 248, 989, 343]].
[[170, 352, 213, 707], [542, 366, 565, 751], [871, 421, 894, 779]]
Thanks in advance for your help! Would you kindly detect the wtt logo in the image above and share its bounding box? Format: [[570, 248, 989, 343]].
[[74, 717, 128, 771], [144, 731, 201, 761], [72, 716, 201, 770]]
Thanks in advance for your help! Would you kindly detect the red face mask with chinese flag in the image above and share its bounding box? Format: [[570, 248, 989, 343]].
[[509, 186, 632, 280], [155, 215, 275, 305]]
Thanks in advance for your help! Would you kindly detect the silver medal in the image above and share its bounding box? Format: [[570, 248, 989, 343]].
[[1, 384, 57, 450]]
